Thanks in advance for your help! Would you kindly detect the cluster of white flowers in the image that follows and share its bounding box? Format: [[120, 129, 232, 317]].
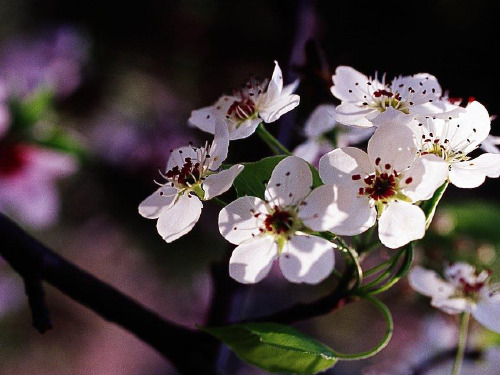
[[139, 63, 500, 285]]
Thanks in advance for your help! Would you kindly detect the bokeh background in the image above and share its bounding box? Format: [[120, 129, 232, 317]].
[[1, 1, 500, 374]]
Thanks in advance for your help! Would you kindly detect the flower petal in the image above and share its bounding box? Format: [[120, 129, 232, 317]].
[[188, 95, 234, 135], [408, 266, 455, 299], [279, 234, 335, 284], [331, 66, 373, 102], [208, 118, 230, 170], [138, 186, 177, 219], [318, 147, 372, 187], [265, 156, 312, 207], [229, 236, 278, 284], [156, 193, 202, 243], [300, 184, 375, 235], [218, 196, 268, 245], [367, 122, 417, 172], [257, 61, 300, 123], [473, 290, 500, 333], [303, 104, 337, 137], [203, 164, 244, 200], [447, 101, 491, 153], [402, 154, 448, 202], [449, 153, 500, 188], [228, 118, 262, 140], [334, 103, 375, 127], [431, 297, 468, 315], [378, 200, 426, 249]]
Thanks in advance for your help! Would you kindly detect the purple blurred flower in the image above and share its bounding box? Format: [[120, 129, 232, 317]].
[[0, 25, 89, 99], [0, 142, 77, 229]]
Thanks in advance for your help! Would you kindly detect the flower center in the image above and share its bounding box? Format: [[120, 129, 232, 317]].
[[368, 88, 409, 114], [0, 143, 26, 176], [227, 98, 256, 121], [165, 157, 202, 187], [264, 207, 295, 235]]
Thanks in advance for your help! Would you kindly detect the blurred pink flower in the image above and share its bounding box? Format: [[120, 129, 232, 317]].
[[0, 25, 89, 98], [0, 142, 77, 229]]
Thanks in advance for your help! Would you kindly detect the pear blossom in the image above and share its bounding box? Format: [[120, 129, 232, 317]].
[[0, 142, 78, 229], [293, 104, 374, 165], [409, 262, 500, 333], [218, 156, 359, 284], [407, 101, 500, 188], [319, 122, 448, 249], [139, 120, 243, 243], [188, 61, 300, 140], [330, 66, 464, 128]]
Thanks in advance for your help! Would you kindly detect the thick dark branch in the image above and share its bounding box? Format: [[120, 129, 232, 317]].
[[0, 212, 218, 374]]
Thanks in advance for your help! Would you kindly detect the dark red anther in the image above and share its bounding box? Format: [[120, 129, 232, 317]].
[[373, 89, 394, 98]]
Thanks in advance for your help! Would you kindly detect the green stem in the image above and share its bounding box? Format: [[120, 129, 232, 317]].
[[360, 243, 413, 295], [329, 294, 393, 360], [256, 123, 292, 156], [452, 311, 470, 375]]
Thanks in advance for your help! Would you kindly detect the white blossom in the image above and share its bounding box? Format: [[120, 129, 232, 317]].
[[409, 262, 500, 333], [139, 120, 243, 243], [407, 101, 500, 188], [218, 156, 356, 284], [188, 61, 300, 140], [330, 66, 464, 128], [319, 122, 448, 249]]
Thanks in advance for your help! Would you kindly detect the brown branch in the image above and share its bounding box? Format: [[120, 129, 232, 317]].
[[0, 212, 218, 374]]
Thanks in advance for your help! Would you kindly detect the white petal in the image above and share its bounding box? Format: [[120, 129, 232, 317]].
[[203, 164, 244, 200], [258, 93, 300, 123], [431, 297, 468, 315], [303, 104, 337, 137], [402, 154, 448, 202], [265, 156, 312, 207], [448, 101, 491, 153], [266, 60, 284, 99], [408, 266, 456, 299], [138, 186, 177, 219], [473, 290, 500, 333], [334, 103, 375, 127], [218, 196, 268, 245], [367, 122, 417, 172], [318, 147, 372, 187], [208, 118, 230, 170], [156, 193, 203, 243], [228, 118, 262, 140], [378, 200, 426, 249], [229, 236, 278, 284], [370, 107, 413, 127], [279, 234, 335, 284], [187, 105, 217, 134], [300, 185, 376, 236], [331, 66, 372, 102], [188, 95, 234, 135], [449, 153, 500, 188]]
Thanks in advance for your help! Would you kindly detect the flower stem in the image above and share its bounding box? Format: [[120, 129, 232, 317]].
[[256, 123, 292, 156], [452, 311, 470, 375]]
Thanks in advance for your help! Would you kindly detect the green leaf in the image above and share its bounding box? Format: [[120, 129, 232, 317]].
[[232, 156, 322, 200], [201, 322, 338, 374], [9, 89, 55, 131]]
